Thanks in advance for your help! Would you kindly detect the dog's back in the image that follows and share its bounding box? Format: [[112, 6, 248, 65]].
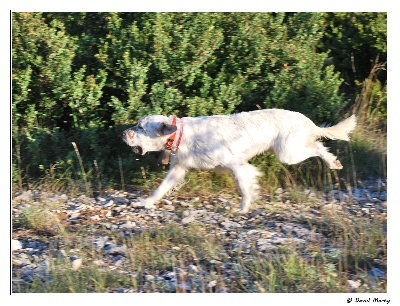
[[178, 109, 319, 165]]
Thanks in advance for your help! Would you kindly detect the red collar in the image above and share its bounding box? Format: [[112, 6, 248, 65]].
[[165, 117, 183, 151]]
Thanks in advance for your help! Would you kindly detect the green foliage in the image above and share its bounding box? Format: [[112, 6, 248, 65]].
[[12, 12, 387, 189], [321, 12, 387, 101]]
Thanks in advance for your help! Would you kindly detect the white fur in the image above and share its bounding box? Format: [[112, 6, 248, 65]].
[[122, 109, 357, 213]]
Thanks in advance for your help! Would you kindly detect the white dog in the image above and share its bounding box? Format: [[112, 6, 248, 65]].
[[122, 109, 356, 213]]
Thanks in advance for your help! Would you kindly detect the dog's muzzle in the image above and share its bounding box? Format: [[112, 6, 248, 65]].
[[131, 146, 143, 155], [122, 129, 143, 155]]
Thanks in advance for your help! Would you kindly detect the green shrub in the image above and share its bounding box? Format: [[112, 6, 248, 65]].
[[12, 12, 386, 190]]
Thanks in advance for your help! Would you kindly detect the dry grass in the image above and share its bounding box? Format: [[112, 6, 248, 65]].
[[14, 207, 386, 293], [13, 120, 387, 293]]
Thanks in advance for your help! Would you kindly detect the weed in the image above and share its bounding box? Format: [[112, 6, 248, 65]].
[[19, 200, 65, 235]]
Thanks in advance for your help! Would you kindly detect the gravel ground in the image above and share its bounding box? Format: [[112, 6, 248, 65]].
[[12, 178, 387, 293]]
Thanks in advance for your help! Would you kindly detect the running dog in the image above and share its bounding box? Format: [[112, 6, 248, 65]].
[[122, 109, 356, 213]]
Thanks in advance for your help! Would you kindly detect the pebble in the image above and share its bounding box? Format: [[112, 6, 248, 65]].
[[187, 265, 199, 273], [207, 280, 217, 288], [182, 215, 196, 224], [70, 256, 82, 271], [145, 275, 155, 282], [348, 279, 361, 290], [12, 239, 23, 251], [162, 199, 173, 205], [103, 244, 127, 255], [11, 178, 386, 293]]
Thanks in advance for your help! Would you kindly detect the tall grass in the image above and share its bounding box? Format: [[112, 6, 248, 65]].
[[12, 118, 386, 293], [71, 142, 92, 197]]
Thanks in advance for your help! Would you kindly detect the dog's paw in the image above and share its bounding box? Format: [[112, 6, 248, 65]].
[[140, 199, 156, 210], [131, 198, 156, 210], [144, 202, 156, 210], [329, 159, 343, 170], [234, 206, 250, 214]]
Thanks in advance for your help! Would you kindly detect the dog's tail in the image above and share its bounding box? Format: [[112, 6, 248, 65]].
[[317, 114, 357, 141]]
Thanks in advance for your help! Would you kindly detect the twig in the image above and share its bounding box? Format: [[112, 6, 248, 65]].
[[93, 160, 102, 195], [118, 155, 125, 191], [71, 142, 92, 197]]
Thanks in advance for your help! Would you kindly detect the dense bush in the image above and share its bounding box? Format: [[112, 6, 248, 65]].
[[12, 12, 387, 190]]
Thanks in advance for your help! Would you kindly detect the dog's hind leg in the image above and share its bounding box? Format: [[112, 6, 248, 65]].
[[229, 163, 262, 214], [315, 142, 343, 169], [275, 140, 342, 170], [141, 165, 187, 209]]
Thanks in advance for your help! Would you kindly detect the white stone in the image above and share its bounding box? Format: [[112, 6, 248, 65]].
[[12, 239, 23, 251], [348, 279, 361, 289], [207, 280, 217, 288], [71, 257, 82, 271]]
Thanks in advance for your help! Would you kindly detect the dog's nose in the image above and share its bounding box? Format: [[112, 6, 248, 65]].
[[122, 129, 136, 139]]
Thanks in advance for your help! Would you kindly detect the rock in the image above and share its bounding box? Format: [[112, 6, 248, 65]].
[[368, 267, 385, 286], [322, 203, 343, 211], [162, 199, 172, 205], [182, 210, 190, 217], [94, 236, 111, 251], [256, 239, 277, 251], [69, 212, 80, 220], [247, 230, 259, 235], [348, 279, 361, 290], [70, 256, 82, 271], [190, 209, 207, 217], [361, 207, 370, 214], [207, 280, 217, 288], [369, 267, 385, 277], [104, 200, 114, 207], [187, 265, 199, 273], [13, 258, 31, 266], [12, 239, 23, 251], [179, 201, 190, 207], [103, 244, 127, 255], [145, 275, 155, 281], [15, 190, 33, 201], [275, 188, 284, 194], [131, 201, 145, 208], [271, 237, 288, 244], [19, 264, 37, 283], [35, 265, 49, 281], [163, 205, 175, 211], [379, 191, 387, 201], [50, 249, 68, 258], [11, 178, 387, 293], [249, 209, 263, 218], [93, 259, 105, 266], [182, 215, 196, 224], [220, 221, 241, 229], [120, 221, 135, 229], [117, 288, 133, 293]]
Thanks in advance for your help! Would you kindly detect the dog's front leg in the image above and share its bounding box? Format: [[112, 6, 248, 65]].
[[229, 163, 262, 214], [141, 164, 187, 210]]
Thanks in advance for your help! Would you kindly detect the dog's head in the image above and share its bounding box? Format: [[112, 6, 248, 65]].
[[122, 115, 177, 155]]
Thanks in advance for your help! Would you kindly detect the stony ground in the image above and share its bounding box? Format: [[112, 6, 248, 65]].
[[11, 178, 387, 293]]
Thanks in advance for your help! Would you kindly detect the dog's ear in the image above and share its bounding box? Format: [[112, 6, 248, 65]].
[[158, 123, 177, 136]]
